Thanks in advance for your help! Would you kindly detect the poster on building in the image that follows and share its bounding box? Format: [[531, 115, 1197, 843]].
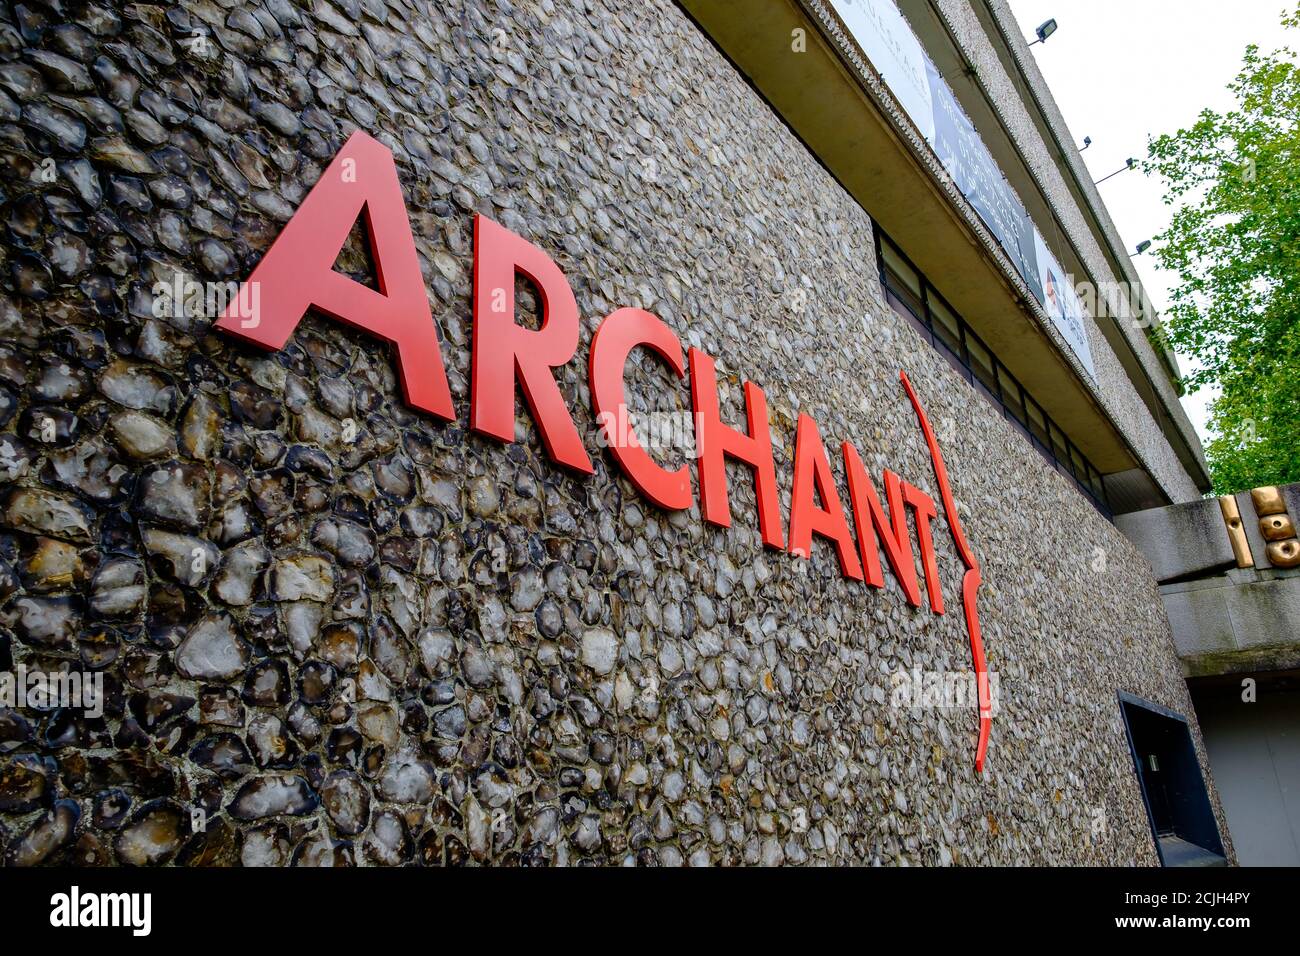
[[1032, 228, 1097, 381], [834, 0, 1095, 384], [1017, 209, 1045, 303], [831, 0, 934, 140], [925, 59, 1038, 292]]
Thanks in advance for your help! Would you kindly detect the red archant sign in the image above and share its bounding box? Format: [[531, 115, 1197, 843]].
[[216, 130, 991, 773]]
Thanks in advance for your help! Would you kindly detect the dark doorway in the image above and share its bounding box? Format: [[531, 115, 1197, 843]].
[[1118, 692, 1226, 867]]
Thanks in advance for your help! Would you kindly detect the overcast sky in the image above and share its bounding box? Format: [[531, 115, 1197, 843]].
[[1005, 0, 1292, 442]]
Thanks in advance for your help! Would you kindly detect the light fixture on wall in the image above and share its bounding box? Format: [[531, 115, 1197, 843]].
[[1135, 240, 1152, 255], [1079, 136, 1092, 151], [1095, 157, 1136, 185], [1028, 19, 1058, 46]]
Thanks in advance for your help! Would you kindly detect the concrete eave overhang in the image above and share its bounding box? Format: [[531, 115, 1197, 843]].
[[679, 0, 1157, 482]]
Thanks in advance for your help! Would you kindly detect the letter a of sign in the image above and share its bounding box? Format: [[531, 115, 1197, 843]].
[[214, 130, 454, 420]]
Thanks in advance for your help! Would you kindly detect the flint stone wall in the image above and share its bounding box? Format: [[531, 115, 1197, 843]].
[[0, 0, 1228, 865]]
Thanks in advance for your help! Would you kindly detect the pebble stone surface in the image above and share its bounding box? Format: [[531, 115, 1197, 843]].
[[0, 0, 1230, 865]]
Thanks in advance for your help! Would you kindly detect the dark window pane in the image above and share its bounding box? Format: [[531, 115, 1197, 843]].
[[1049, 422, 1071, 466], [1007, 412, 1032, 442], [936, 338, 967, 379], [966, 335, 998, 392], [884, 267, 925, 320], [1024, 397, 1050, 447], [1069, 444, 1088, 479], [879, 240, 923, 301], [886, 287, 929, 339], [997, 366, 1026, 424], [929, 297, 963, 358], [1089, 466, 1107, 503]]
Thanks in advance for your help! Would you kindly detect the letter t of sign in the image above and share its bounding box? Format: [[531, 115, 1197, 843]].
[[903, 481, 944, 614], [214, 130, 454, 420]]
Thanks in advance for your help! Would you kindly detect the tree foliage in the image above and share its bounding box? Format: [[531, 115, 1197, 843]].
[[1145, 6, 1300, 494]]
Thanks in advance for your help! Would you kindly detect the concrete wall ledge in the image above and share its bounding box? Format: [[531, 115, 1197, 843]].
[[1164, 575, 1300, 676], [1116, 498, 1235, 583]]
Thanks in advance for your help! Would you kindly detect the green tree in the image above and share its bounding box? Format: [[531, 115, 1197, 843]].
[[1145, 6, 1300, 495]]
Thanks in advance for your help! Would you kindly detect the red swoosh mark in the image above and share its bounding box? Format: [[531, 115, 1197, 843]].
[[900, 370, 991, 772]]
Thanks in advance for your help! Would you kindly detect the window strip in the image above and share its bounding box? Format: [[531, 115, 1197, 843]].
[[875, 226, 1112, 519]]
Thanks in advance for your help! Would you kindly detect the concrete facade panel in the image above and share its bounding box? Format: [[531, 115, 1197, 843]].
[[1192, 687, 1300, 866], [1228, 578, 1300, 650], [1115, 498, 1235, 584], [1163, 588, 1237, 659]]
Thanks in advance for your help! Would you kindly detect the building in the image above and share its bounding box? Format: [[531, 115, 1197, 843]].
[[0, 0, 1250, 865], [1118, 484, 1300, 866]]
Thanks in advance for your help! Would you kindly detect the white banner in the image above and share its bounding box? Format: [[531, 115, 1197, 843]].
[[1033, 230, 1096, 380], [831, 0, 934, 141]]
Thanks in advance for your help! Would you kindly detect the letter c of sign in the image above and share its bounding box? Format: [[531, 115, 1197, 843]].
[[589, 308, 692, 510]]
